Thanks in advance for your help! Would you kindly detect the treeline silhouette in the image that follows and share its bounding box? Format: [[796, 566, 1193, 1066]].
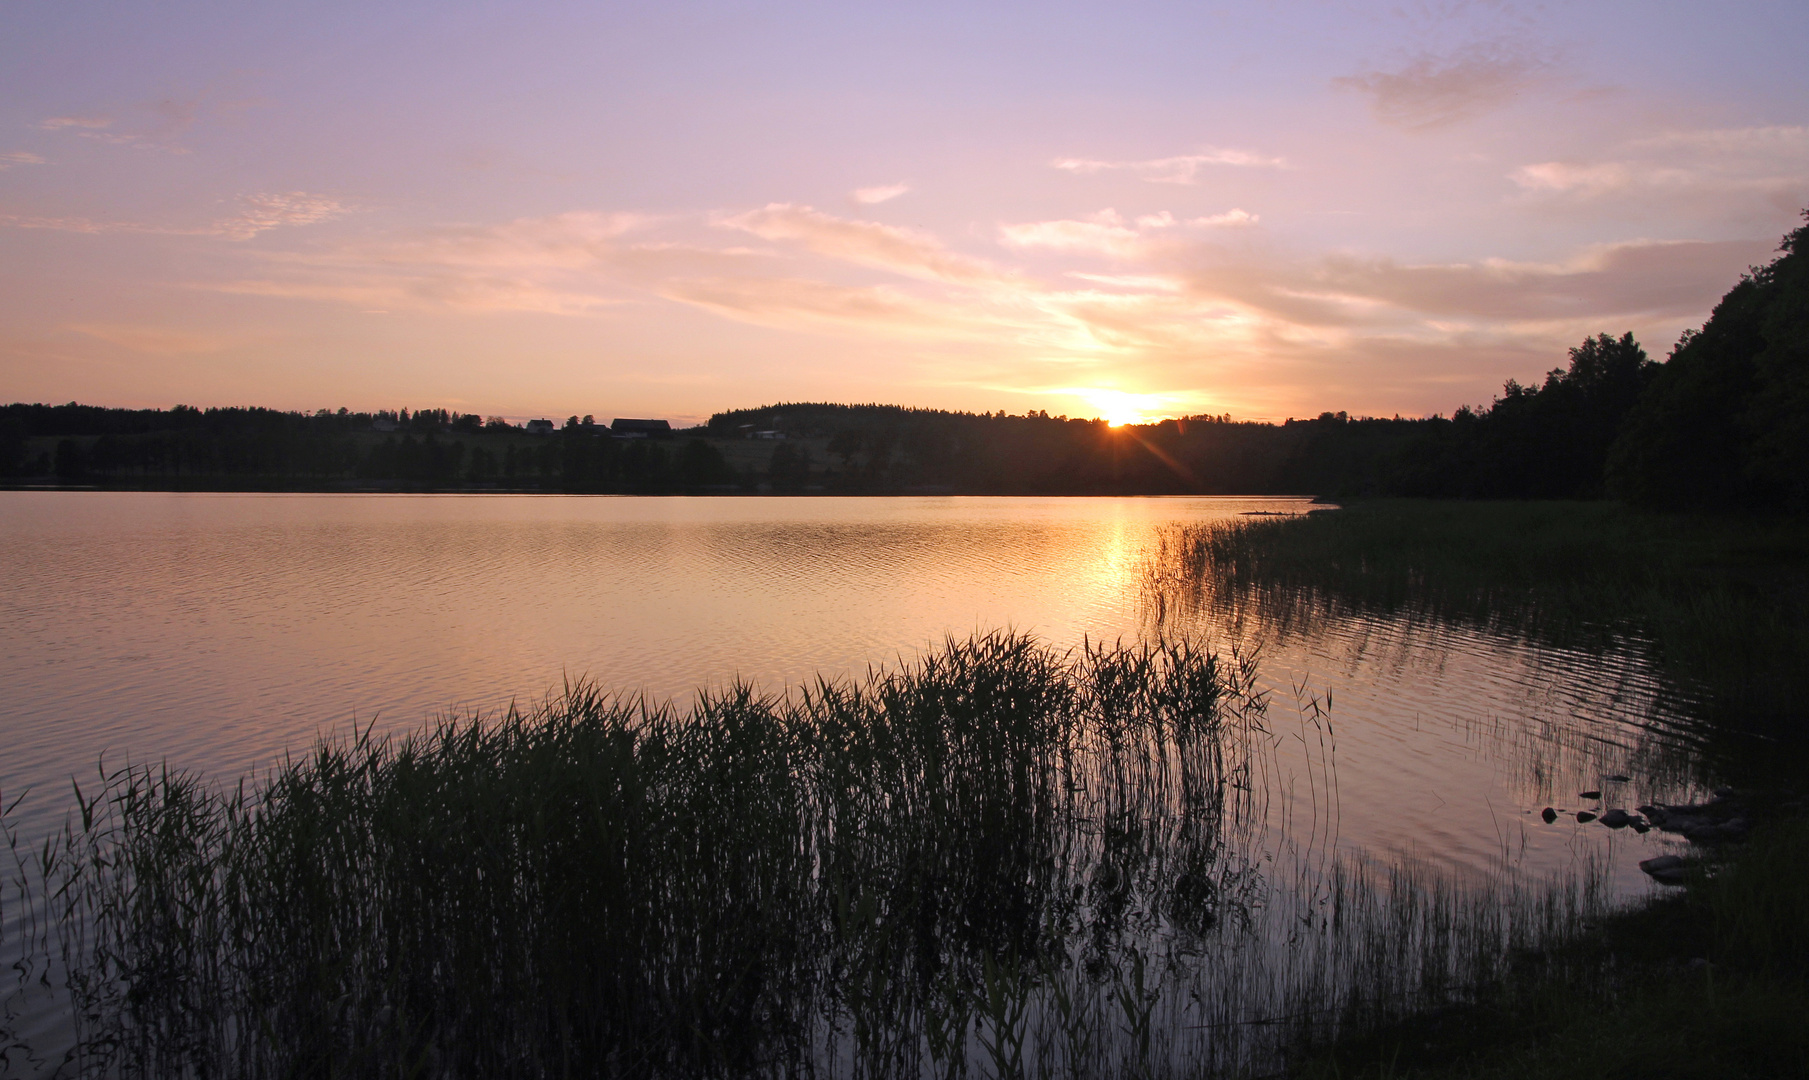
[[0, 407, 737, 493], [710, 215, 1807, 507], [4, 215, 1804, 505]]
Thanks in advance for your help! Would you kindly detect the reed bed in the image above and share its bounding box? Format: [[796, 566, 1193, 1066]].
[[2, 633, 1610, 1079]]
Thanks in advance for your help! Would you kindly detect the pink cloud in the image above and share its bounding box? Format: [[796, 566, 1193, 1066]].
[[1051, 148, 1286, 184]]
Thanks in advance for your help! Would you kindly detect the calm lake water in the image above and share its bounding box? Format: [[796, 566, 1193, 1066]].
[[1, 491, 1703, 893]]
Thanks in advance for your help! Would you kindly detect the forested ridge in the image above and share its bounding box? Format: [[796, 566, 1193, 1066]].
[[6, 215, 1805, 507]]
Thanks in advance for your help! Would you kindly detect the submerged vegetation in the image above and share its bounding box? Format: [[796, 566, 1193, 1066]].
[[3, 633, 1610, 1079]]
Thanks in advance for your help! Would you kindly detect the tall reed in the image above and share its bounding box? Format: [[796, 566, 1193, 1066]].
[[1, 633, 1609, 1078]]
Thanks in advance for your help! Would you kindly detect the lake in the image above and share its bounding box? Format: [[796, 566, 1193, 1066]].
[[0, 491, 1713, 1072]]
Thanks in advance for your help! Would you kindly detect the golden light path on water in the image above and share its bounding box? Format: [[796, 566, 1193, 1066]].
[[0, 492, 1705, 898]]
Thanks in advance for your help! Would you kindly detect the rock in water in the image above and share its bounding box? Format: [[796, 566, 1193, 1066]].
[[1639, 854, 1688, 886], [1576, 811, 1597, 823], [1541, 807, 1558, 823], [1580, 790, 1602, 799], [1600, 808, 1632, 828]]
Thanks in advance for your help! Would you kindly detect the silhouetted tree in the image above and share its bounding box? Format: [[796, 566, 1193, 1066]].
[[1609, 213, 1809, 509], [678, 439, 736, 488], [54, 439, 83, 480], [767, 443, 811, 493]]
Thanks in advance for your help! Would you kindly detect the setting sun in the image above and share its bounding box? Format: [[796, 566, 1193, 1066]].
[[1082, 389, 1164, 427]]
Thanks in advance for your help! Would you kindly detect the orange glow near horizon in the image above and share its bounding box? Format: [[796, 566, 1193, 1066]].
[[1082, 389, 1165, 428], [0, 5, 1797, 422]]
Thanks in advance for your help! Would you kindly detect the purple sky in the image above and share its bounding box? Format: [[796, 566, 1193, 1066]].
[[3, 0, 1806, 424]]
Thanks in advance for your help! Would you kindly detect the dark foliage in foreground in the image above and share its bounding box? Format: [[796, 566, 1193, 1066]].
[[2, 635, 1270, 1078], [1290, 815, 1809, 1080]]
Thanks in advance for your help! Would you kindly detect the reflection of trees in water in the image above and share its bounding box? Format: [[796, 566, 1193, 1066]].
[[1137, 521, 1710, 807]]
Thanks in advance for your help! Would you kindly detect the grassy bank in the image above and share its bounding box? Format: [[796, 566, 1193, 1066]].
[[1289, 816, 1809, 1080]]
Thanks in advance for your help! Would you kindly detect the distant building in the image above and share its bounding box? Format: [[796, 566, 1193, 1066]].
[[525, 418, 556, 436], [753, 430, 787, 440], [610, 418, 672, 439], [371, 418, 398, 433]]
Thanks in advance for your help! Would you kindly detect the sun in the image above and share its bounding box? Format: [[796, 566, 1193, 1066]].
[[1082, 389, 1162, 427]]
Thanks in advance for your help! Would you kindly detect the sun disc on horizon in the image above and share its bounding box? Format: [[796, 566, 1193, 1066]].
[[1083, 389, 1162, 427]]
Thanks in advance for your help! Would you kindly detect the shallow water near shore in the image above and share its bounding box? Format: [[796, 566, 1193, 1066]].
[[0, 491, 1716, 1074]]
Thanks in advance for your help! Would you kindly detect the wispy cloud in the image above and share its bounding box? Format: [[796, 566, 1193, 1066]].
[[218, 275, 626, 317], [718, 203, 1013, 286], [0, 192, 353, 239], [1191, 209, 1258, 228], [659, 277, 989, 338], [851, 182, 910, 205], [0, 151, 46, 170], [1511, 126, 1809, 214], [1000, 210, 1154, 259], [1334, 44, 1551, 129], [39, 98, 203, 152], [40, 116, 112, 132], [144, 196, 1777, 422], [1000, 208, 1255, 259], [1156, 237, 1772, 339], [216, 193, 353, 240], [1051, 149, 1285, 184], [212, 211, 674, 315], [68, 323, 237, 355]]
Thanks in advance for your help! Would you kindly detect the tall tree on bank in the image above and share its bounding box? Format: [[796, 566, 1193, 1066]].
[[1609, 214, 1809, 509]]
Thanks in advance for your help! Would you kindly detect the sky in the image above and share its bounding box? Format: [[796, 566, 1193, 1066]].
[[2, 1, 1806, 426]]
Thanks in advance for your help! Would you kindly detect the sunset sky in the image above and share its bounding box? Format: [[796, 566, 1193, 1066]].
[[3, 1, 1806, 425]]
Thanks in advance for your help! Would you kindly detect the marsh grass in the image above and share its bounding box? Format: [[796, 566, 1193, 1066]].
[[1, 633, 1617, 1079], [1288, 818, 1809, 1080]]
